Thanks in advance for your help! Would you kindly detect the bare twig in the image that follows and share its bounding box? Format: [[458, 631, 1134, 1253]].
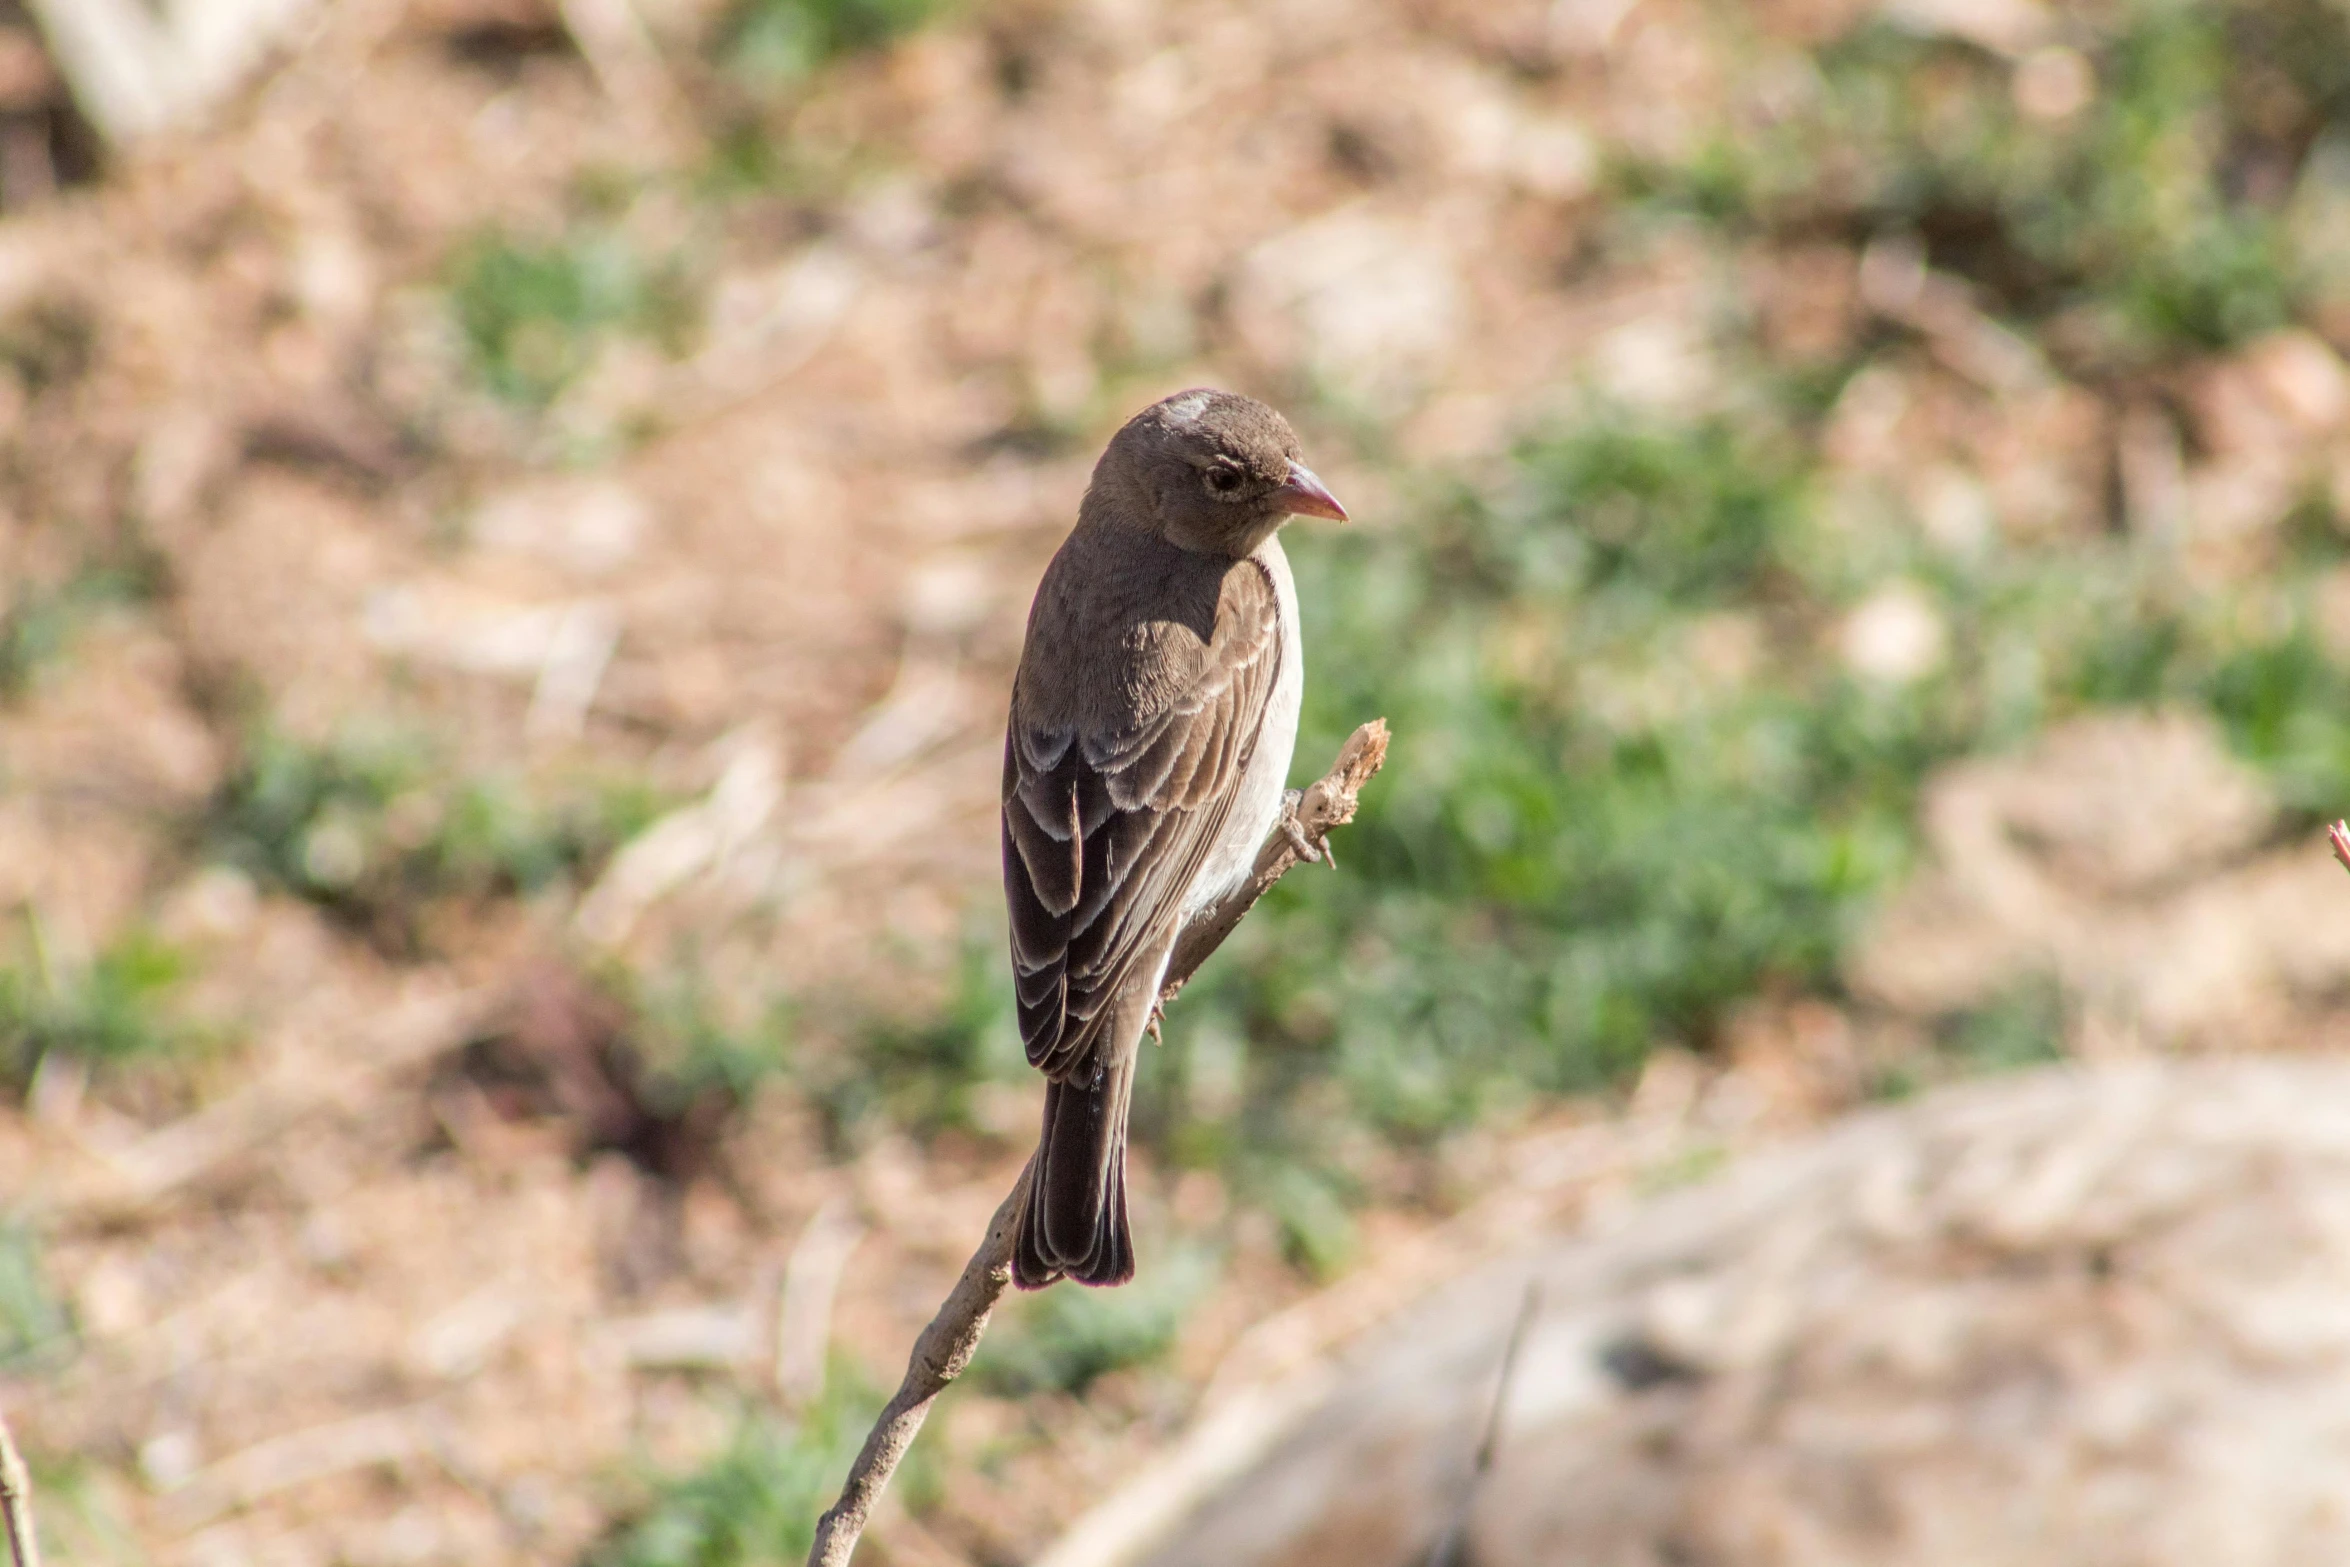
[[0, 1406, 42, 1567], [805, 719, 1391, 1567], [1425, 1281, 1541, 1567], [1161, 719, 1391, 1010], [805, 1167, 1028, 1567]]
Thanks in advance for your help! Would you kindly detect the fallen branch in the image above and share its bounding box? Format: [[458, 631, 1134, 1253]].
[[805, 719, 1391, 1567], [0, 1406, 41, 1567]]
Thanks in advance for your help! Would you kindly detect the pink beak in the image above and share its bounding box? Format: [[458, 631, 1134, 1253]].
[[1276, 460, 1349, 521]]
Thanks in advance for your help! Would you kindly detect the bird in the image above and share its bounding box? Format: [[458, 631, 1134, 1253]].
[[1002, 388, 1348, 1289]]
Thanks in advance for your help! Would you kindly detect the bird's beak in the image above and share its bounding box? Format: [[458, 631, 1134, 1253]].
[[1276, 461, 1349, 521]]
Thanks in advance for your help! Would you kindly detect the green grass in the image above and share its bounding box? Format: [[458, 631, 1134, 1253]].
[[620, 965, 800, 1113], [723, 0, 945, 81], [1619, 0, 2350, 356], [975, 1246, 1215, 1396], [449, 224, 699, 408], [0, 927, 193, 1090], [0, 564, 166, 703], [1942, 976, 2067, 1075], [206, 726, 665, 942], [587, 1382, 876, 1567], [0, 1222, 71, 1370], [811, 930, 1030, 1139], [0, 580, 96, 702]]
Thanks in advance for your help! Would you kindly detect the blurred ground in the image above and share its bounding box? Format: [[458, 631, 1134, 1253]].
[[1145, 1057, 2350, 1567], [2, 0, 2350, 1563]]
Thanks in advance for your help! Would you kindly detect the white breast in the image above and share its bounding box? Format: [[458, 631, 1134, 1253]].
[[1181, 537, 1304, 922]]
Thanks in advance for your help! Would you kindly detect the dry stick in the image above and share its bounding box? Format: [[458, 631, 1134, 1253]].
[[25, 0, 317, 142], [805, 718, 1392, 1567], [1424, 1280, 1543, 1567], [0, 1405, 42, 1567], [1158, 719, 1392, 1013]]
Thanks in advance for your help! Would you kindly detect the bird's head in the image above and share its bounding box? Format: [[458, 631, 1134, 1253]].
[[1091, 388, 1348, 556]]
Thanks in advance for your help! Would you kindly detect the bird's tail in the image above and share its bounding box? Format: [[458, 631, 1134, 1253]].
[[1014, 1041, 1137, 1289]]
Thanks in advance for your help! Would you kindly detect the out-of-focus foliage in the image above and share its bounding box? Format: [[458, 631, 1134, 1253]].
[[621, 965, 801, 1113], [449, 223, 699, 408], [207, 727, 664, 944], [0, 565, 157, 702], [0, 1222, 71, 1370], [815, 929, 1029, 1139], [975, 1246, 1216, 1396], [1621, 0, 2350, 356], [0, 928, 192, 1088], [1941, 976, 2067, 1076], [587, 1380, 874, 1567], [724, 0, 946, 81]]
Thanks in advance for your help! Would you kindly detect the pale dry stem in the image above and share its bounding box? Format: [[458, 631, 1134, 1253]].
[[0, 1405, 41, 1567]]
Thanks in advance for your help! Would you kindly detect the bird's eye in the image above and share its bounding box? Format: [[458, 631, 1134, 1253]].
[[1205, 465, 1244, 495]]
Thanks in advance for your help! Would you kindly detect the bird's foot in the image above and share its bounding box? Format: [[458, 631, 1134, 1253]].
[[1278, 791, 1333, 868], [1145, 998, 1166, 1043]]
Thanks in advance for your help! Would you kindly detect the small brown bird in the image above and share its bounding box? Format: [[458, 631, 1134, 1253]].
[[1004, 388, 1348, 1289]]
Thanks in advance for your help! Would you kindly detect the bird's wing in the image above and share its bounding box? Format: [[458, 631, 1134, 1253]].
[[1002, 559, 1282, 1082]]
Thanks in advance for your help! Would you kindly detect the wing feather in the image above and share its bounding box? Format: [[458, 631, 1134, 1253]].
[[1002, 558, 1282, 1083]]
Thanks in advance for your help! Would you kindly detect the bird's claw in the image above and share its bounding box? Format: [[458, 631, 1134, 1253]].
[[1146, 1000, 1166, 1043], [1278, 795, 1331, 868]]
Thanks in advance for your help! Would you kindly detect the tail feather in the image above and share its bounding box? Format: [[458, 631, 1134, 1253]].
[[1013, 1046, 1137, 1289]]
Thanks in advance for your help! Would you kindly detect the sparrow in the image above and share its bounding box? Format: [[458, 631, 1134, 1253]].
[[1003, 388, 1348, 1289]]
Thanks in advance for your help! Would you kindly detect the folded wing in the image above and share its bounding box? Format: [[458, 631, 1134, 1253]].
[[1001, 559, 1282, 1083]]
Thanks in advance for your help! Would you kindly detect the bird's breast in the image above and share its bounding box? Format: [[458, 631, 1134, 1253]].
[[1180, 539, 1304, 922]]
